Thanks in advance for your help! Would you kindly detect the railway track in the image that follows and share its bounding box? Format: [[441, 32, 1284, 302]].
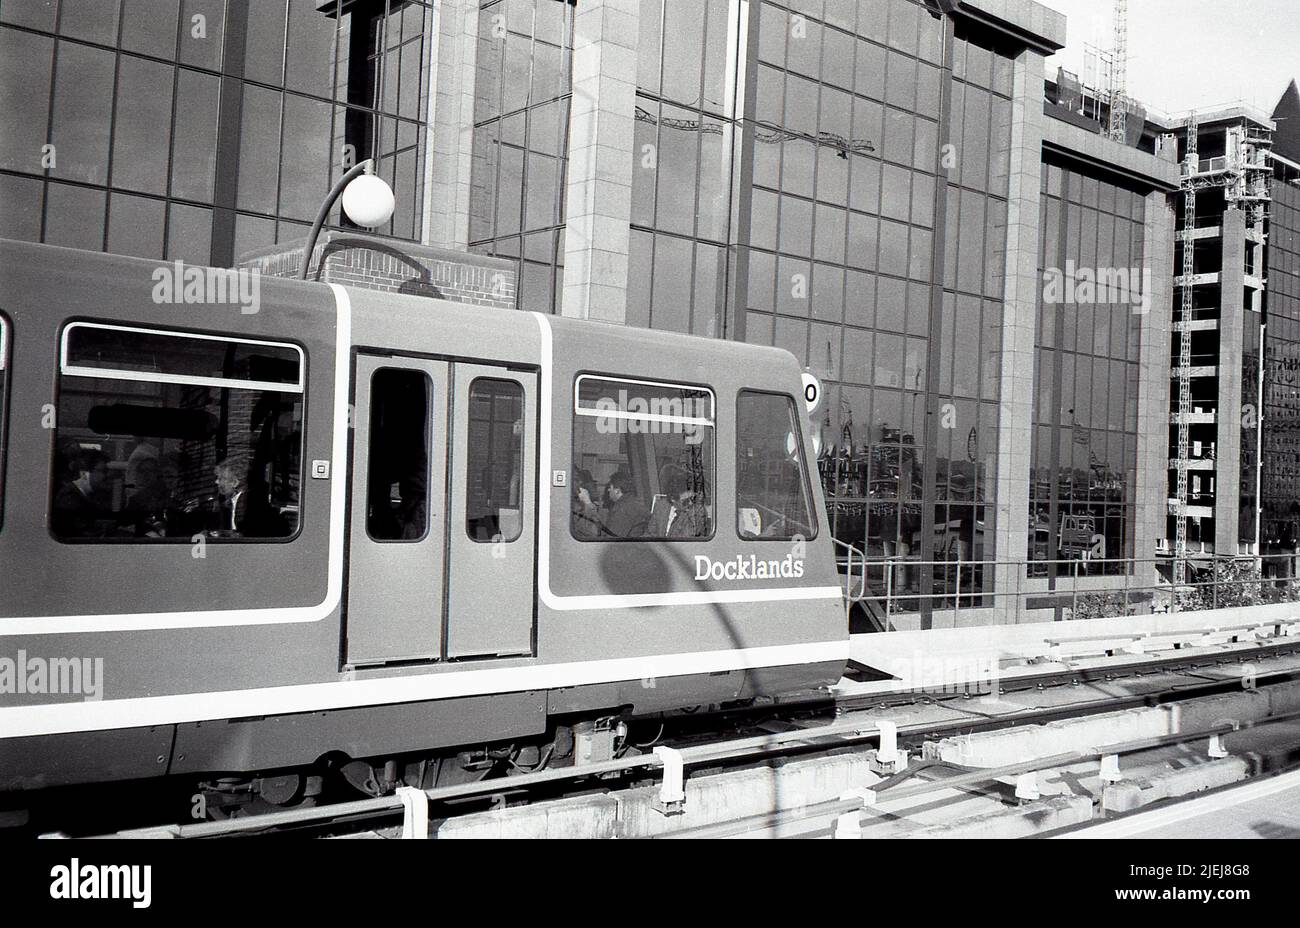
[[68, 635, 1300, 839]]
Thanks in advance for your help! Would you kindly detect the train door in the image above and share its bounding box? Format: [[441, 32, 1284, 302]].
[[445, 365, 537, 658], [346, 354, 449, 665]]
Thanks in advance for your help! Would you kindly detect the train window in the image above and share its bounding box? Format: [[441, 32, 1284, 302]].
[[571, 375, 715, 541], [735, 391, 818, 541], [0, 314, 8, 529], [366, 368, 431, 542], [51, 323, 304, 542], [466, 378, 525, 543]]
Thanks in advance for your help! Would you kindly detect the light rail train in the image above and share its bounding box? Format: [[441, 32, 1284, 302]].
[[0, 239, 849, 819]]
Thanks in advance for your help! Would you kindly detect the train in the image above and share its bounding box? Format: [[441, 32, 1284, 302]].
[[0, 238, 850, 822]]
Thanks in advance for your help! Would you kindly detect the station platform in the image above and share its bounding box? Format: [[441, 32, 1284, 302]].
[[838, 603, 1300, 697], [1059, 768, 1300, 838]]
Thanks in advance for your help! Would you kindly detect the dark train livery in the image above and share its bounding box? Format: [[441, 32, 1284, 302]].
[[0, 239, 848, 812]]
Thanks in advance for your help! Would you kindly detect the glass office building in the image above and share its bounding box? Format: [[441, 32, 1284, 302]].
[[0, 0, 434, 267], [3, 0, 1197, 623]]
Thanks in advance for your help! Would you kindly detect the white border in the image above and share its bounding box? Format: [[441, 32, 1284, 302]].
[[60, 321, 305, 393], [0, 639, 849, 738], [532, 312, 843, 610], [0, 285, 352, 635]]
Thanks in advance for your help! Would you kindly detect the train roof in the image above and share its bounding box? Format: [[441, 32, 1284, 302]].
[[0, 239, 805, 377]]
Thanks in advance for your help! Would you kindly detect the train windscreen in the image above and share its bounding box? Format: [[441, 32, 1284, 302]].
[[735, 390, 817, 541]]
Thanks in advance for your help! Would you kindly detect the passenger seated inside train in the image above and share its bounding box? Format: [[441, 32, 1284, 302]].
[[207, 459, 247, 535], [51, 446, 115, 538], [651, 468, 711, 539], [186, 458, 295, 538], [124, 452, 182, 538], [600, 470, 651, 538]]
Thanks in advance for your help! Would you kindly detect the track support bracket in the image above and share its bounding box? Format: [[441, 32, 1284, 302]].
[[653, 746, 686, 816], [397, 786, 429, 839]]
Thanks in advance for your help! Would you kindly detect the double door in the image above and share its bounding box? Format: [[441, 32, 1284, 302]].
[[345, 353, 537, 666]]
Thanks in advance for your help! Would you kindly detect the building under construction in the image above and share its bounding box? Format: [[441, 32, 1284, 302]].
[[1044, 67, 1300, 583], [1157, 88, 1300, 577]]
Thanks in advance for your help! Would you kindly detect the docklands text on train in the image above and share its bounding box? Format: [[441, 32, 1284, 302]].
[[695, 554, 805, 581]]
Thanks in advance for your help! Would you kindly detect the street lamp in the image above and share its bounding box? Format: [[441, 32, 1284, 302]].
[[299, 158, 396, 280]]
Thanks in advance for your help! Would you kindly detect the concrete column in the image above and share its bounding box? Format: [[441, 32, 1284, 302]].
[[991, 48, 1046, 623], [423, 0, 480, 250], [561, 0, 639, 323], [1132, 191, 1175, 574], [1215, 210, 1247, 556]]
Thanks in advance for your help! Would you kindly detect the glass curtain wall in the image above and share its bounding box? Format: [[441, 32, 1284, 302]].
[[1261, 170, 1300, 564], [1029, 159, 1146, 577], [0, 0, 434, 266], [467, 0, 575, 314], [627, 0, 739, 338]]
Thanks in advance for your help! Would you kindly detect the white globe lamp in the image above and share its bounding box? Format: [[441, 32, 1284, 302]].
[[300, 159, 398, 279], [341, 173, 396, 229]]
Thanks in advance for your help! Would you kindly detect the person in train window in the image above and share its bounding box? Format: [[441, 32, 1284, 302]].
[[571, 468, 603, 539], [652, 470, 711, 539], [52, 446, 115, 538], [125, 453, 180, 537], [207, 459, 248, 536], [600, 470, 651, 538]]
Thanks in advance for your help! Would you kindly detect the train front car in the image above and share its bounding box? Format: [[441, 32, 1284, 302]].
[[0, 239, 848, 829], [536, 314, 849, 714]]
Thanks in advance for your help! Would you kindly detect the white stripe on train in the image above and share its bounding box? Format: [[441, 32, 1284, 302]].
[[0, 639, 851, 738]]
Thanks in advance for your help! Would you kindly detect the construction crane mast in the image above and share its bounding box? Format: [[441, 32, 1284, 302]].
[[1174, 112, 1197, 587], [1108, 0, 1128, 143]]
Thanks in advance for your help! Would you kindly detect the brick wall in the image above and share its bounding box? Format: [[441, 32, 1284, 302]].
[[238, 232, 518, 310]]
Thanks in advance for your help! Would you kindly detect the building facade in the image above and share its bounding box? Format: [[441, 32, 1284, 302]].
[[0, 0, 436, 266], [1143, 96, 1300, 574], [3, 0, 1224, 627]]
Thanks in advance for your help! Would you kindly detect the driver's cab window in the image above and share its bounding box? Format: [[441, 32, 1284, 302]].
[[735, 390, 817, 540], [51, 323, 305, 541]]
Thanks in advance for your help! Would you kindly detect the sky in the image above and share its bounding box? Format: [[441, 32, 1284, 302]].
[[1039, 0, 1300, 117]]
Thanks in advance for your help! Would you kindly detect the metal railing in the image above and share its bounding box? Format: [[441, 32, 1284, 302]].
[[833, 552, 1300, 630]]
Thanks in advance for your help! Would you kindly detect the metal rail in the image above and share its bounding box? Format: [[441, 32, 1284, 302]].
[[664, 708, 1300, 840], [100, 643, 1300, 839], [833, 552, 1300, 622]]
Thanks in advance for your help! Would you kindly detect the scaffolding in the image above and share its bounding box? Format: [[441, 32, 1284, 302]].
[[1173, 112, 1196, 586], [1107, 0, 1128, 144], [1171, 112, 1274, 583]]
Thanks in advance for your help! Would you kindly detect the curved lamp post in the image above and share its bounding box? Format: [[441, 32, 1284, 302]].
[[299, 158, 396, 280]]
